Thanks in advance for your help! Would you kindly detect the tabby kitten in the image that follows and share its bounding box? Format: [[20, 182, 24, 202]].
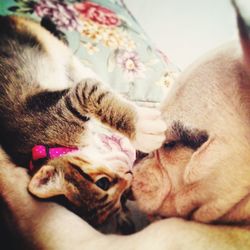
[[0, 16, 165, 229]]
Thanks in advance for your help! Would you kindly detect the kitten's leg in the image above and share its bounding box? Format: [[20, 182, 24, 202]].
[[68, 58, 166, 152], [62, 79, 166, 152], [26, 80, 165, 152], [24, 80, 138, 147]]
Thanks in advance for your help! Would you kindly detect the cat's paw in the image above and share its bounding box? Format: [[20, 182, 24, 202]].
[[133, 107, 166, 153]]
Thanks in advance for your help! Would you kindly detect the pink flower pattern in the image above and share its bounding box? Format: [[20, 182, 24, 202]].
[[34, 0, 80, 30], [8, 0, 152, 82], [75, 1, 121, 27], [116, 50, 146, 80], [7, 0, 173, 102]]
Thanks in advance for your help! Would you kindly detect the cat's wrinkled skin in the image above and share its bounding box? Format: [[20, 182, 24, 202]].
[[0, 15, 165, 229], [130, 0, 250, 248]]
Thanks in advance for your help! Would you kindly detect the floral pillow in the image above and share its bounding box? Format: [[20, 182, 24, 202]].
[[0, 0, 179, 103]]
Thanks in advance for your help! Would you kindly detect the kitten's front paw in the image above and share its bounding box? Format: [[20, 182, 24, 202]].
[[133, 107, 166, 153]]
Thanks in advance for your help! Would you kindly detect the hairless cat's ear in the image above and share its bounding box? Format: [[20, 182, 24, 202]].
[[232, 0, 250, 69], [28, 165, 65, 198]]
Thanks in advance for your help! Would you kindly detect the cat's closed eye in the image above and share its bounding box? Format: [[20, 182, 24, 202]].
[[163, 141, 177, 149]]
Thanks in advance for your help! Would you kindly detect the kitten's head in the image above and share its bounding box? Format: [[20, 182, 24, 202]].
[[28, 153, 132, 226]]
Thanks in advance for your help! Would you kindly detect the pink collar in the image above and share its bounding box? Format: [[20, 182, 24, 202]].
[[29, 145, 78, 171]]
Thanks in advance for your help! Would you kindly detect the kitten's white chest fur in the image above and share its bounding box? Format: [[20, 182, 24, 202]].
[[27, 47, 100, 91]]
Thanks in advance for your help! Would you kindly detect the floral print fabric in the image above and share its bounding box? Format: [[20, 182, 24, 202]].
[[0, 0, 179, 102]]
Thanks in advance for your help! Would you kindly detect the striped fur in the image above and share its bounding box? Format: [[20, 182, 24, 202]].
[[0, 15, 137, 230], [0, 16, 137, 165]]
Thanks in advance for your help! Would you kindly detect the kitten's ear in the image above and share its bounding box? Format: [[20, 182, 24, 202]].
[[28, 165, 65, 198]]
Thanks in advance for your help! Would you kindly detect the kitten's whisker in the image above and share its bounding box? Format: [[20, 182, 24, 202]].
[[100, 201, 115, 213], [87, 200, 113, 218], [97, 204, 120, 224], [97, 201, 113, 211], [108, 207, 120, 218]]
